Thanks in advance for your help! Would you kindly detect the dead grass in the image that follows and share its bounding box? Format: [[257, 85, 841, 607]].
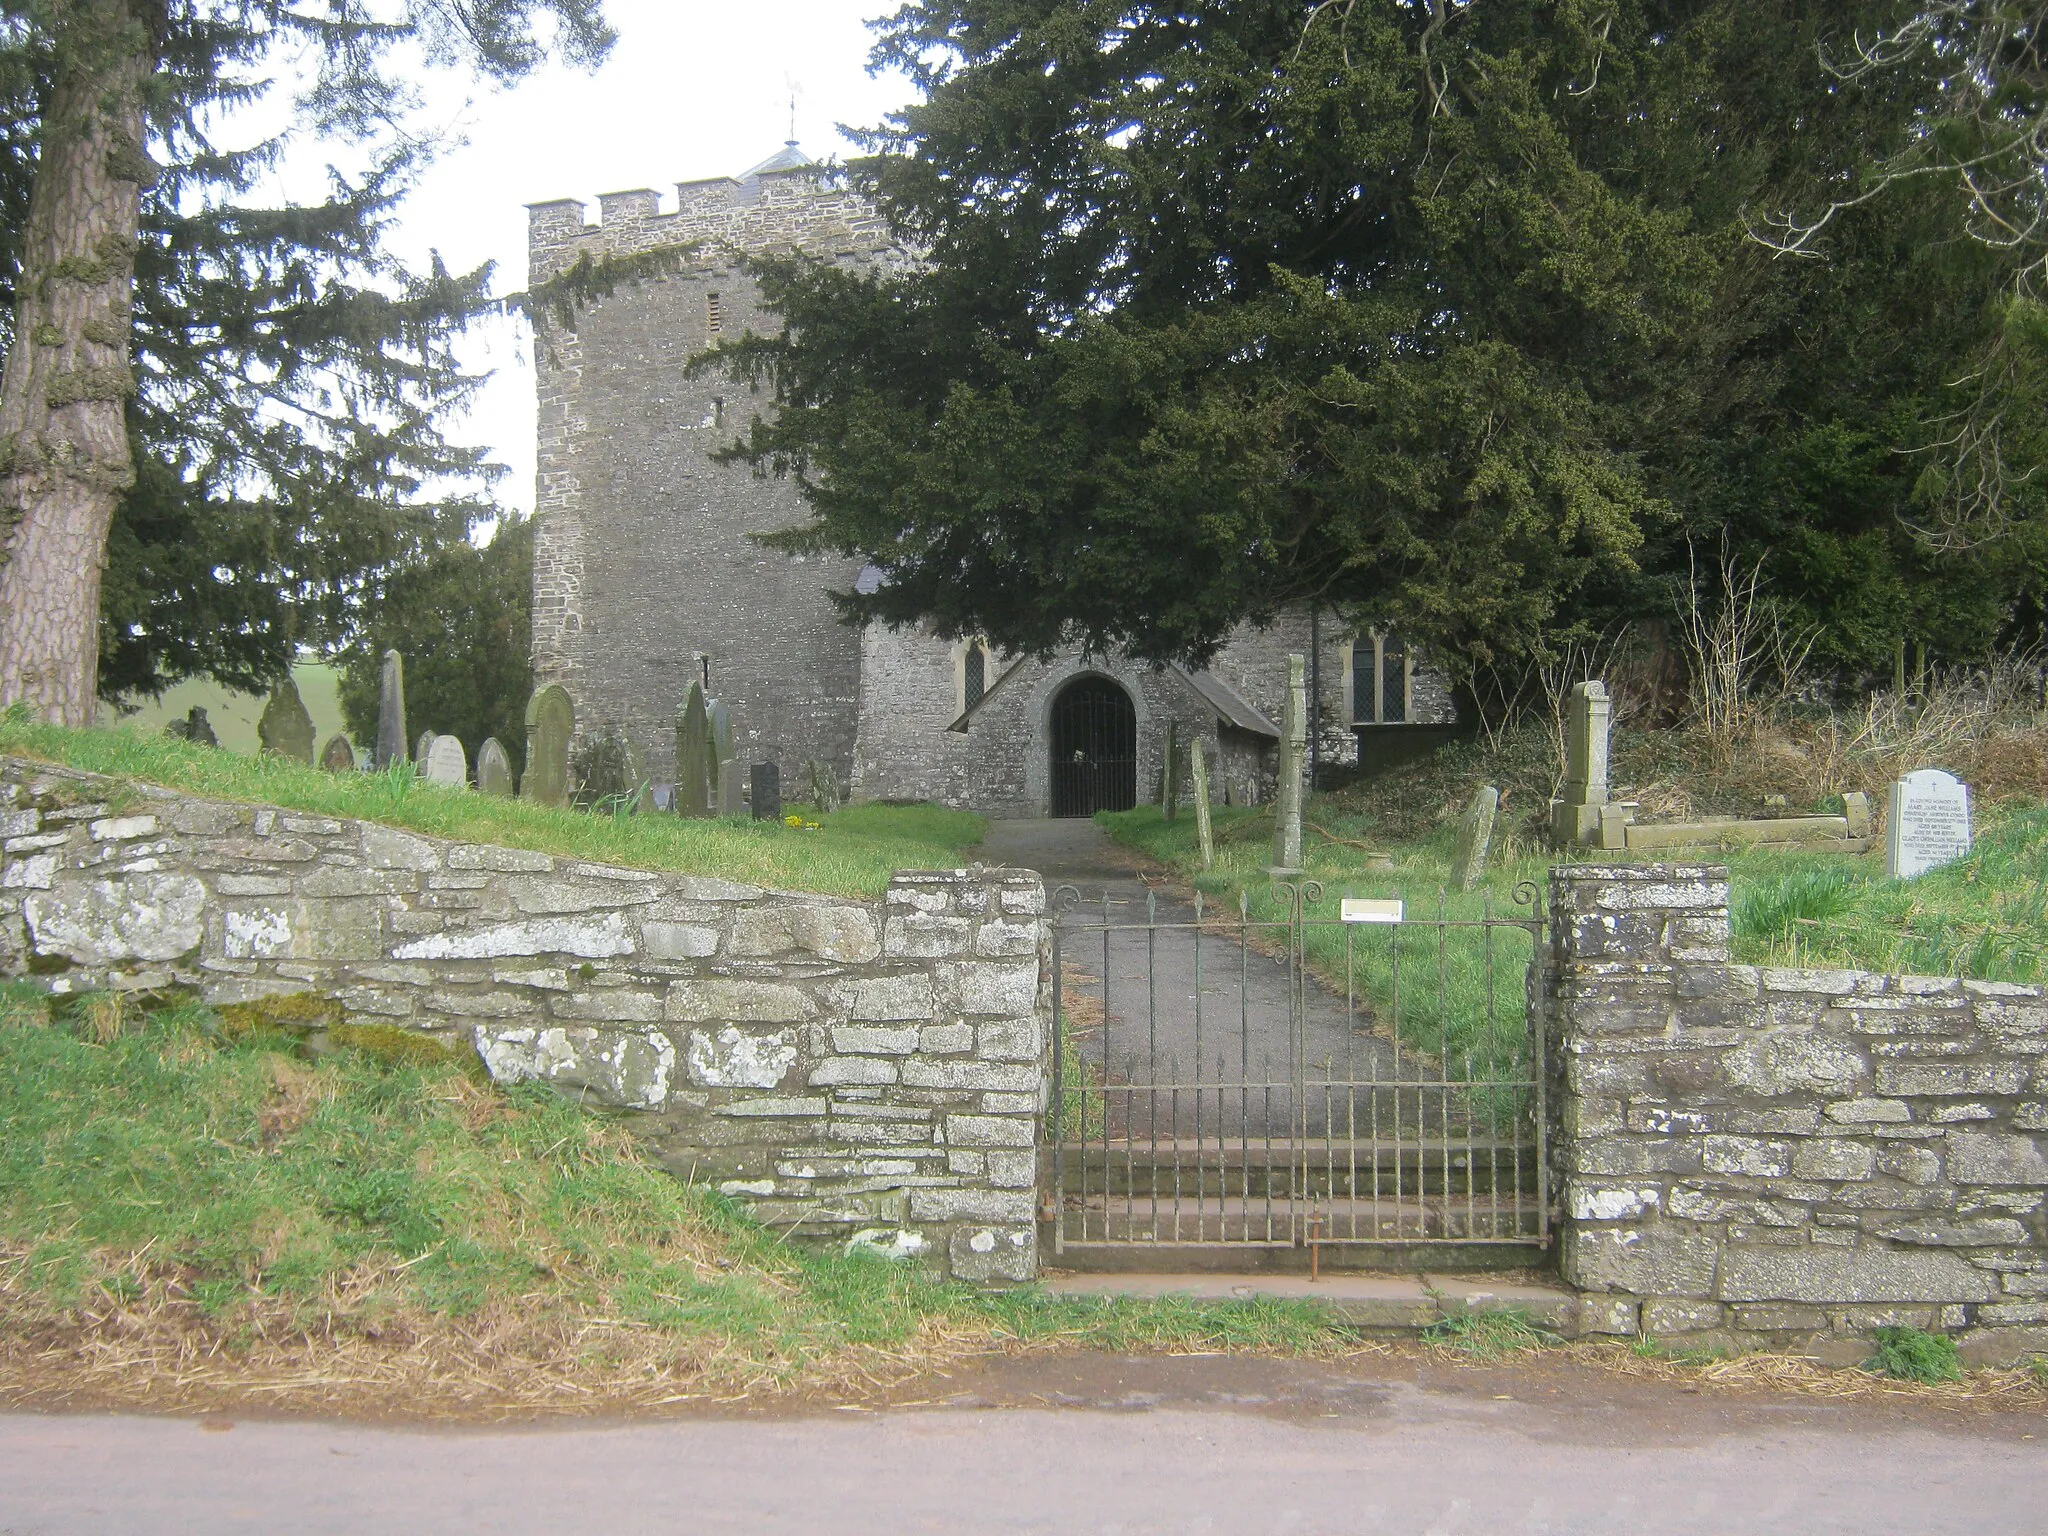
[[1574, 1341, 2048, 1412]]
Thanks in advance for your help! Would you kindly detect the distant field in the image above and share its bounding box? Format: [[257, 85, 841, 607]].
[[99, 661, 350, 758]]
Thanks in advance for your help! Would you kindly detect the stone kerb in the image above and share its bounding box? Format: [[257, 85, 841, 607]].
[[1548, 863, 2048, 1362], [0, 758, 1050, 1286]]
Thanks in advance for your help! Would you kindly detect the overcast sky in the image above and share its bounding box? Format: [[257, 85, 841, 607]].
[[272, 0, 913, 522]]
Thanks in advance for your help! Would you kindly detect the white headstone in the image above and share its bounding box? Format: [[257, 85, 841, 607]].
[[424, 734, 469, 789], [1887, 769, 1971, 879]]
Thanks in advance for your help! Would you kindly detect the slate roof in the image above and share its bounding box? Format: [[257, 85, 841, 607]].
[[742, 142, 817, 179], [1174, 665, 1280, 738]]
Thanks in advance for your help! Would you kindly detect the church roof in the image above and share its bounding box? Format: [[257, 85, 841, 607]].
[[1174, 666, 1280, 738], [742, 142, 816, 180]]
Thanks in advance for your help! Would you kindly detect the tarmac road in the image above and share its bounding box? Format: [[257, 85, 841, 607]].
[[3, 1351, 2042, 1535]]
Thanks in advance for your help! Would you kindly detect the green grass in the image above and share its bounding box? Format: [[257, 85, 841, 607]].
[[0, 987, 1366, 1406], [0, 717, 987, 898], [1420, 1307, 1560, 1360], [1867, 1326, 1963, 1384]]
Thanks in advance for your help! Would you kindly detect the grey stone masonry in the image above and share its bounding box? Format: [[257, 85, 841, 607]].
[[1547, 863, 2048, 1363], [0, 757, 1049, 1285]]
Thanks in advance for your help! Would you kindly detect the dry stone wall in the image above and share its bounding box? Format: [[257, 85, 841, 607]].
[[1548, 864, 2048, 1361], [0, 758, 1048, 1284]]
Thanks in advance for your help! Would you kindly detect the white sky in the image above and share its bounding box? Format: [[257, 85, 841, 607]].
[[271, 0, 913, 522]]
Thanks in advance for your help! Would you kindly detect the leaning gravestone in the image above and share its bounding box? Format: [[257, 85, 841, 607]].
[[676, 684, 712, 818], [415, 730, 437, 767], [319, 733, 357, 773], [521, 684, 574, 808], [1887, 769, 1972, 879], [375, 650, 408, 769], [476, 737, 515, 797], [257, 676, 316, 764], [1270, 654, 1307, 875], [751, 762, 782, 822], [1189, 740, 1215, 871], [424, 734, 468, 788], [1453, 785, 1501, 892]]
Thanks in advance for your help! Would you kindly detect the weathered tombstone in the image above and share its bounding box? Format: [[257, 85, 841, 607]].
[[624, 735, 656, 816], [676, 683, 712, 818], [256, 676, 316, 764], [1843, 790, 1872, 841], [476, 737, 515, 796], [521, 684, 574, 808], [1271, 653, 1307, 875], [1160, 718, 1180, 822], [1453, 785, 1501, 892], [1549, 681, 1610, 848], [708, 697, 732, 773], [169, 706, 219, 748], [1189, 740, 1215, 871], [424, 734, 469, 789], [718, 757, 748, 818], [751, 762, 782, 822], [374, 650, 408, 769], [415, 730, 437, 768], [319, 733, 357, 773], [1887, 769, 1972, 879]]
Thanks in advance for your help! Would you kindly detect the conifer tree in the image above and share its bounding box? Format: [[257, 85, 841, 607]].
[[0, 0, 611, 725]]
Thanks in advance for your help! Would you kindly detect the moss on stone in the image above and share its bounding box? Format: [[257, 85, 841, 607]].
[[327, 1021, 476, 1073], [214, 991, 343, 1041]]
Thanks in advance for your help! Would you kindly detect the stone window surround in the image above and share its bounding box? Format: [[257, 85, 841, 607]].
[[1342, 632, 1415, 726]]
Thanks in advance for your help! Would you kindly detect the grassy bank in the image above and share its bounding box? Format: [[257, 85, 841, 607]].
[[0, 717, 985, 899], [0, 987, 1351, 1417]]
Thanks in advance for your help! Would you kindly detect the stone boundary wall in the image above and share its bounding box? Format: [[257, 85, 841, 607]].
[[1548, 864, 2048, 1362], [0, 759, 1049, 1285]]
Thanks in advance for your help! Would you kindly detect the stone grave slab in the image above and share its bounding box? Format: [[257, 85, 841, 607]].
[[1888, 769, 1972, 879]]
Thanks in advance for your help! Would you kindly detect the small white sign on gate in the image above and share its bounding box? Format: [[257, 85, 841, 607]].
[[1887, 768, 1971, 880], [1341, 898, 1404, 924]]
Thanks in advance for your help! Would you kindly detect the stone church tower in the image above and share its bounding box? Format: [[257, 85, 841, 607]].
[[527, 148, 1455, 813]]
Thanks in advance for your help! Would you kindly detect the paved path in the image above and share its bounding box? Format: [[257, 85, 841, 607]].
[[3, 1367, 2040, 1535]]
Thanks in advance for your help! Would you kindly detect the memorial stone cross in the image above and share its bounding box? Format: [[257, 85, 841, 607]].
[[676, 684, 712, 818], [374, 650, 408, 769], [1453, 785, 1501, 892], [1271, 653, 1308, 874], [257, 676, 316, 764], [1550, 681, 1610, 848], [424, 734, 468, 788], [1189, 740, 1215, 871], [1887, 769, 1973, 879], [521, 684, 575, 808], [751, 762, 782, 823], [476, 738, 516, 796], [319, 734, 357, 772]]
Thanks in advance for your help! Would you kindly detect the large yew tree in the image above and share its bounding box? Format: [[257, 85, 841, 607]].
[[0, 0, 610, 726]]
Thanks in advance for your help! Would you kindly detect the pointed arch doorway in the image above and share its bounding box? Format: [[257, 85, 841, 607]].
[[1050, 676, 1137, 817]]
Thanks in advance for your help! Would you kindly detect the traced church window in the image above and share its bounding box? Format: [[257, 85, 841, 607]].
[[1352, 633, 1411, 725]]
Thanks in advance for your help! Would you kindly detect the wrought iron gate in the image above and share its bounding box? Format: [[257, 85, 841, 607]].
[[1046, 879, 1548, 1257], [1049, 677, 1137, 817]]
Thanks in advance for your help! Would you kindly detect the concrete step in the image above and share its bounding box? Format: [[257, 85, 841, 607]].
[[1040, 1271, 1582, 1334]]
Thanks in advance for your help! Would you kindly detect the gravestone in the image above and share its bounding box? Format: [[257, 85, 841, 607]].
[[374, 650, 408, 769], [424, 734, 468, 788], [624, 735, 656, 816], [521, 684, 574, 808], [476, 737, 515, 796], [169, 706, 219, 748], [319, 733, 357, 773], [256, 676, 316, 764], [1160, 719, 1180, 822], [719, 758, 748, 818], [676, 684, 712, 818], [708, 696, 732, 770], [1887, 769, 1972, 879], [1270, 653, 1307, 875], [1453, 785, 1501, 892], [572, 727, 635, 812], [1189, 740, 1215, 870], [1549, 681, 1610, 848], [415, 731, 437, 767], [751, 762, 782, 823]]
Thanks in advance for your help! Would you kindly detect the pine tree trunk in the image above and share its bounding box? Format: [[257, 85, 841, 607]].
[[0, 4, 158, 726]]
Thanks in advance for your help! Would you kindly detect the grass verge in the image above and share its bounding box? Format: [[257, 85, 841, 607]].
[[0, 718, 986, 899], [0, 987, 1361, 1419]]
